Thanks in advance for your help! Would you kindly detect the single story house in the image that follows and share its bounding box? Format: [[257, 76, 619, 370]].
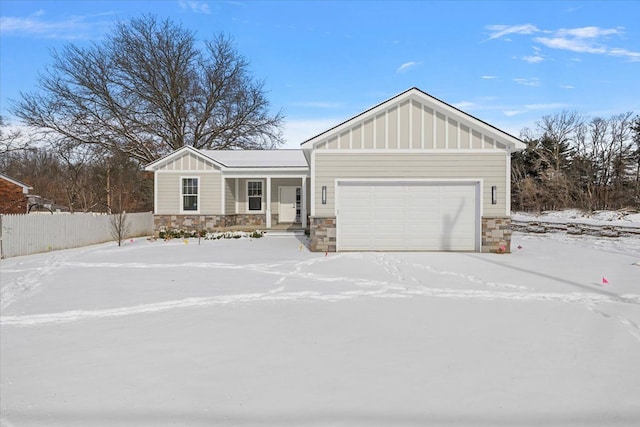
[[145, 87, 525, 252], [0, 172, 32, 214]]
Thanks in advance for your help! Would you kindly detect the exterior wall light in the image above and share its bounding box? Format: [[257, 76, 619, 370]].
[[491, 186, 497, 205], [322, 186, 327, 204]]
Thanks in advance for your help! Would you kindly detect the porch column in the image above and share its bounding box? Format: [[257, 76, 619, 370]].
[[234, 178, 239, 214], [220, 177, 225, 214], [266, 177, 271, 228], [301, 176, 307, 228]]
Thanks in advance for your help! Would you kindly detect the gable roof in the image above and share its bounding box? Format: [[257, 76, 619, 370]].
[[144, 145, 309, 171], [0, 172, 32, 192], [144, 145, 224, 171], [202, 149, 308, 168], [300, 87, 525, 151]]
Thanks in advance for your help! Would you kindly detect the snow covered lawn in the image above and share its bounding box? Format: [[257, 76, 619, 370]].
[[1, 232, 640, 426]]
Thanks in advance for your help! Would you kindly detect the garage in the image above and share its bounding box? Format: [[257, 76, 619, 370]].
[[337, 181, 479, 251]]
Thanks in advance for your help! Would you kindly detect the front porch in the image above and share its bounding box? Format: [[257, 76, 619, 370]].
[[153, 174, 310, 234]]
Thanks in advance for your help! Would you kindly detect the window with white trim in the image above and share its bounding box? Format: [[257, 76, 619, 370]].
[[247, 181, 262, 211], [182, 178, 198, 211]]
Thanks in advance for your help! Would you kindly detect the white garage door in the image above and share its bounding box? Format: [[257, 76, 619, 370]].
[[337, 181, 479, 251]]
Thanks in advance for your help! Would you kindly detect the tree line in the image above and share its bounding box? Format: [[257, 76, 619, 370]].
[[512, 111, 640, 212], [0, 138, 153, 213]]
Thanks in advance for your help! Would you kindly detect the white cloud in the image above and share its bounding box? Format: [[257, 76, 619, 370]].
[[452, 101, 475, 109], [504, 110, 523, 117], [487, 23, 640, 63], [560, 85, 575, 89], [608, 47, 640, 62], [513, 78, 541, 87], [522, 55, 544, 63], [396, 61, 419, 73], [534, 36, 606, 54], [556, 26, 623, 39], [0, 11, 112, 39], [281, 118, 341, 148], [485, 24, 539, 41], [291, 101, 344, 109], [178, 0, 211, 14], [481, 75, 498, 79]]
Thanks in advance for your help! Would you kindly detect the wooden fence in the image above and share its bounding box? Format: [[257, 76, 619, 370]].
[[0, 212, 154, 258]]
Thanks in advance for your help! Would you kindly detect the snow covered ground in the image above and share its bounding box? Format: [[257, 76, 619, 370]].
[[513, 209, 640, 228], [1, 229, 640, 426]]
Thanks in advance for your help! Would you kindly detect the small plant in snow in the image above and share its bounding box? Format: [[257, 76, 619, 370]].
[[157, 229, 264, 240], [109, 211, 130, 247], [158, 229, 199, 240], [203, 230, 264, 240]]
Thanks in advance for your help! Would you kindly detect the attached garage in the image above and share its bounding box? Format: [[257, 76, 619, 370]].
[[301, 87, 526, 253], [337, 181, 480, 251]]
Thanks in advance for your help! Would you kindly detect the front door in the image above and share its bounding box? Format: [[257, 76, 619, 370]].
[[279, 187, 299, 223]]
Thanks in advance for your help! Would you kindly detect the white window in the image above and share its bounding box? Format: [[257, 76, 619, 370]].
[[182, 177, 198, 212], [247, 181, 262, 211]]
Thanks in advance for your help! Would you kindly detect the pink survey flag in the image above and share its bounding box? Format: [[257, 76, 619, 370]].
[[602, 277, 609, 285]]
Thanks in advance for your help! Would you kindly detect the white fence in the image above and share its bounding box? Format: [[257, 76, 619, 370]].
[[0, 212, 154, 258]]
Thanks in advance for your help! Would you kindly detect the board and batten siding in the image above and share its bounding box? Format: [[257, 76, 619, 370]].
[[313, 152, 507, 217], [154, 152, 219, 172], [156, 172, 222, 215], [225, 178, 235, 215], [314, 99, 508, 151]]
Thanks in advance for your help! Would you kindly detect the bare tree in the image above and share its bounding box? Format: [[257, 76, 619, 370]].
[[512, 111, 639, 212], [632, 116, 640, 205], [536, 111, 583, 173], [0, 116, 29, 154], [11, 15, 284, 164], [109, 211, 130, 247], [609, 112, 635, 206]]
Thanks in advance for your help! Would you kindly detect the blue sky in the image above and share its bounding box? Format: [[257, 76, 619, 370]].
[[1, 0, 639, 148]]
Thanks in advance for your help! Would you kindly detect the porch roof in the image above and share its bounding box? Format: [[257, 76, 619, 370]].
[[201, 149, 308, 168]]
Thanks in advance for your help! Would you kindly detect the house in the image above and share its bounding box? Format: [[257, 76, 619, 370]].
[[0, 172, 32, 214], [144, 148, 311, 231], [145, 87, 525, 252]]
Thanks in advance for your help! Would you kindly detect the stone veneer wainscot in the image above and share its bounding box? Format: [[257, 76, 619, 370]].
[[310, 217, 336, 252], [154, 214, 266, 232], [481, 216, 512, 253]]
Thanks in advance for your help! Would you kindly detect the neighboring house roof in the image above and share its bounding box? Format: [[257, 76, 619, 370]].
[[300, 87, 526, 151], [201, 149, 308, 168], [0, 172, 32, 193]]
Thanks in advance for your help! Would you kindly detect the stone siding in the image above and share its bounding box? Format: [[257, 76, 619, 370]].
[[154, 214, 265, 232], [481, 216, 512, 253], [310, 216, 336, 252], [233, 214, 265, 227]]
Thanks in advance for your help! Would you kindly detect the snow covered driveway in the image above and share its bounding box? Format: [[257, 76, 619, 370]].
[[1, 232, 639, 426]]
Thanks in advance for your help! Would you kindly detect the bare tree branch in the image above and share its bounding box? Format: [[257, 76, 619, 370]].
[[11, 15, 284, 164]]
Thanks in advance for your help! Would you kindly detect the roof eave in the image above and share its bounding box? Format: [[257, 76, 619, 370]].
[[0, 173, 32, 190], [144, 146, 226, 171]]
